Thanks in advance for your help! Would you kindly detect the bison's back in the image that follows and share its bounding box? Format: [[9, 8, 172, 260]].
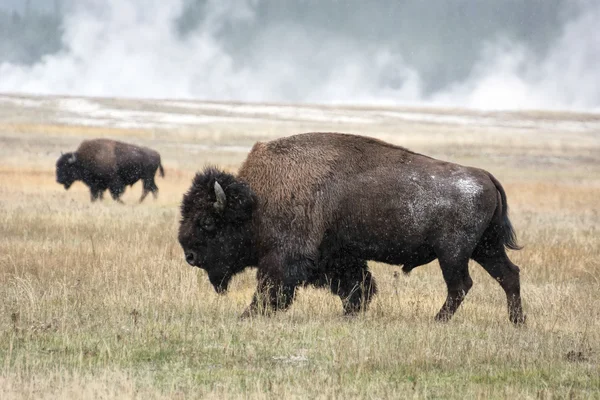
[[238, 132, 433, 205], [76, 139, 161, 181]]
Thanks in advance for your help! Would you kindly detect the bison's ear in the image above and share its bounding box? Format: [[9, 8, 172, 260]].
[[68, 153, 77, 164], [213, 181, 227, 213]]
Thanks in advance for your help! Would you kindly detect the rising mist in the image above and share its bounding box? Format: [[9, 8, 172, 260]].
[[0, 0, 598, 111]]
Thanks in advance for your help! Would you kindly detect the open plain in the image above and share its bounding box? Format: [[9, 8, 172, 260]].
[[0, 94, 599, 399]]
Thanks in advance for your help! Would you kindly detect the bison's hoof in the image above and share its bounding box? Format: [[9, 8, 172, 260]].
[[239, 309, 254, 320], [343, 307, 366, 317], [511, 313, 527, 326], [239, 307, 266, 319], [434, 312, 452, 323]]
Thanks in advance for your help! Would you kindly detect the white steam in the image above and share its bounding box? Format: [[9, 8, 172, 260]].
[[0, 0, 598, 111], [432, 3, 600, 111]]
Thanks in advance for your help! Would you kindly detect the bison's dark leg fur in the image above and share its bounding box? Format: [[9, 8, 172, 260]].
[[435, 257, 473, 322], [241, 253, 299, 318], [109, 180, 125, 204], [140, 178, 159, 203], [242, 281, 297, 318], [340, 271, 377, 315], [327, 260, 378, 315], [90, 187, 103, 202], [472, 250, 525, 325], [140, 188, 149, 203]]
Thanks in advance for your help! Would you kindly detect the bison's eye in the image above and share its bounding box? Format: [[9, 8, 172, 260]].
[[199, 216, 216, 232]]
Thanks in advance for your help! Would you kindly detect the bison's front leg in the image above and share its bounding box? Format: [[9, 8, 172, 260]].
[[328, 262, 378, 315], [341, 270, 377, 315], [240, 252, 309, 318], [241, 281, 297, 318]]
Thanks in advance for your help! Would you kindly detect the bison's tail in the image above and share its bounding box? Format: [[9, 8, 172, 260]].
[[487, 172, 522, 251], [159, 162, 165, 178]]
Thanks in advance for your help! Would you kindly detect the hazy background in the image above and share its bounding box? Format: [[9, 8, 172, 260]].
[[1, 0, 598, 111]]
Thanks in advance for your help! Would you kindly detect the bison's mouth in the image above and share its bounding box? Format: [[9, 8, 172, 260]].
[[57, 179, 72, 189]]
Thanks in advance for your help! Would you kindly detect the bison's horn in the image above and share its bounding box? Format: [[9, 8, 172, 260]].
[[213, 181, 226, 213], [68, 154, 77, 164]]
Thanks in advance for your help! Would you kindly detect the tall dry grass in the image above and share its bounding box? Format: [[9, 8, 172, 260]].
[[1, 105, 599, 399]]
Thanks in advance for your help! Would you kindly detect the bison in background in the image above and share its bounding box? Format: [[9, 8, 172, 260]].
[[56, 139, 164, 203], [178, 132, 525, 324]]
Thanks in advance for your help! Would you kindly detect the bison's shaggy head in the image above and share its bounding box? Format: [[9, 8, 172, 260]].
[[178, 167, 257, 293], [55, 152, 80, 189]]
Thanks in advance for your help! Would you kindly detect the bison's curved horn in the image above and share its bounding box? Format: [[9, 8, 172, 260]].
[[68, 154, 77, 164], [213, 181, 226, 213]]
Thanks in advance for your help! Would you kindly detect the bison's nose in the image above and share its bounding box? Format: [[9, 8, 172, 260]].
[[185, 250, 197, 266]]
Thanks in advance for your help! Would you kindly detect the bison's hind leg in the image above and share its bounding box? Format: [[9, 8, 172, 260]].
[[140, 178, 159, 202], [90, 187, 104, 202], [434, 253, 473, 323], [472, 243, 525, 325], [150, 181, 159, 199]]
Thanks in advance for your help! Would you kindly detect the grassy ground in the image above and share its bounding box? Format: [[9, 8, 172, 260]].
[[1, 95, 599, 399]]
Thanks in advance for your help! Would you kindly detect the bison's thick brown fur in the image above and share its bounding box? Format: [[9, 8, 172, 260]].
[[56, 139, 164, 203], [178, 132, 525, 324]]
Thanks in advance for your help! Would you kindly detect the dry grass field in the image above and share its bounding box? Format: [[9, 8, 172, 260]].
[[1, 94, 599, 399]]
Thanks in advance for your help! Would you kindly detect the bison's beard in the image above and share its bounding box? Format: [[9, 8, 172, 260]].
[[209, 272, 232, 294], [62, 182, 72, 189]]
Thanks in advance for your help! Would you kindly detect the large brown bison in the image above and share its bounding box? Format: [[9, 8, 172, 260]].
[[178, 132, 525, 324], [56, 139, 164, 203]]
